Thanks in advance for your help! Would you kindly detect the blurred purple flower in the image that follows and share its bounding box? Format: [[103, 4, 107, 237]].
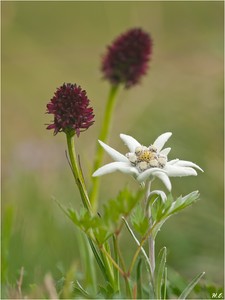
[[46, 83, 94, 137], [101, 28, 152, 88]]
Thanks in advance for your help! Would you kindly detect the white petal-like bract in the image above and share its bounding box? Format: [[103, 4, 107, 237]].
[[120, 134, 141, 152], [98, 140, 128, 163], [160, 147, 171, 156], [171, 160, 204, 172], [137, 167, 166, 182], [93, 161, 139, 177], [165, 165, 198, 177], [153, 132, 172, 152]]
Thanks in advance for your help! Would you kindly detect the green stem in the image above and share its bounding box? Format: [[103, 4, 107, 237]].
[[112, 235, 120, 291], [128, 221, 158, 276], [125, 277, 132, 299], [66, 132, 119, 290], [145, 181, 155, 278], [114, 234, 132, 299], [100, 244, 126, 278], [122, 217, 154, 286], [90, 85, 119, 211], [114, 234, 127, 277], [66, 132, 92, 213], [101, 244, 132, 298]]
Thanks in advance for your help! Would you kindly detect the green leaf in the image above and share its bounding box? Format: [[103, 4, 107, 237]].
[[88, 238, 110, 283], [61, 262, 77, 299], [117, 187, 143, 215], [56, 201, 112, 285], [100, 187, 143, 236], [163, 267, 167, 300], [178, 272, 205, 299], [112, 235, 120, 291], [151, 195, 166, 222], [97, 281, 118, 299], [77, 232, 96, 293], [136, 258, 143, 299], [68, 207, 103, 237], [166, 191, 200, 217], [102, 197, 120, 227], [152, 191, 200, 238], [155, 247, 167, 300], [74, 280, 94, 299], [131, 204, 149, 236], [93, 225, 113, 244]]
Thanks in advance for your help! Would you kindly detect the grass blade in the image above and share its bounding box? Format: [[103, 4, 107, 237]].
[[155, 247, 167, 300], [88, 238, 109, 283], [163, 267, 167, 300], [178, 271, 205, 299], [112, 235, 120, 291], [78, 233, 96, 293], [136, 258, 143, 299], [74, 280, 94, 299], [122, 217, 154, 283]]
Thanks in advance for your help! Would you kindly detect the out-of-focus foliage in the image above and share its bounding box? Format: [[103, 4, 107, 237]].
[[2, 1, 223, 297]]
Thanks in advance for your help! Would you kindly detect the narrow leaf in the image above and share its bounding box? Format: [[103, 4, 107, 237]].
[[178, 271, 205, 299], [163, 267, 167, 300], [123, 217, 155, 296], [78, 233, 96, 293], [88, 238, 109, 283], [122, 217, 153, 282], [74, 280, 93, 298], [112, 235, 120, 291], [155, 247, 167, 300], [136, 258, 143, 299]]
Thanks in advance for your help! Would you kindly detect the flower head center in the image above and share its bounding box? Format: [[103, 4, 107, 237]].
[[138, 149, 155, 162], [126, 145, 167, 172]]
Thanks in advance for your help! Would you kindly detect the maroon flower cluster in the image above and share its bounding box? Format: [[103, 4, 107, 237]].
[[46, 83, 94, 136], [101, 28, 152, 88]]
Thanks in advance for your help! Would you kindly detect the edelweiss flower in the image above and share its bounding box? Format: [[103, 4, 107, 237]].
[[92, 132, 203, 191]]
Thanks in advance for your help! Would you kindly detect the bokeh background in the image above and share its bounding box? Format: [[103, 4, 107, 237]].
[[2, 1, 224, 297]]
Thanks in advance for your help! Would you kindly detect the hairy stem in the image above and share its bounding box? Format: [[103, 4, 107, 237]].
[[145, 180, 155, 278], [66, 132, 92, 213]]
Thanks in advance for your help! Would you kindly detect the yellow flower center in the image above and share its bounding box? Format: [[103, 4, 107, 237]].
[[138, 150, 156, 162], [126, 145, 167, 172]]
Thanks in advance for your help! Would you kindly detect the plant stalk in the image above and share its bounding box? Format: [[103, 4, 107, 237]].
[[128, 219, 158, 276], [90, 85, 119, 211], [66, 132, 119, 289], [145, 180, 155, 278], [66, 132, 92, 213], [100, 244, 126, 278]]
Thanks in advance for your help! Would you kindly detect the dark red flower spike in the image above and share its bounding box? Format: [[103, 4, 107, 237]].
[[46, 83, 94, 137], [101, 28, 152, 88]]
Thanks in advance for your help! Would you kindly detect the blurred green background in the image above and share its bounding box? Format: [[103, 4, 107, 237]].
[[2, 0, 224, 296]]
